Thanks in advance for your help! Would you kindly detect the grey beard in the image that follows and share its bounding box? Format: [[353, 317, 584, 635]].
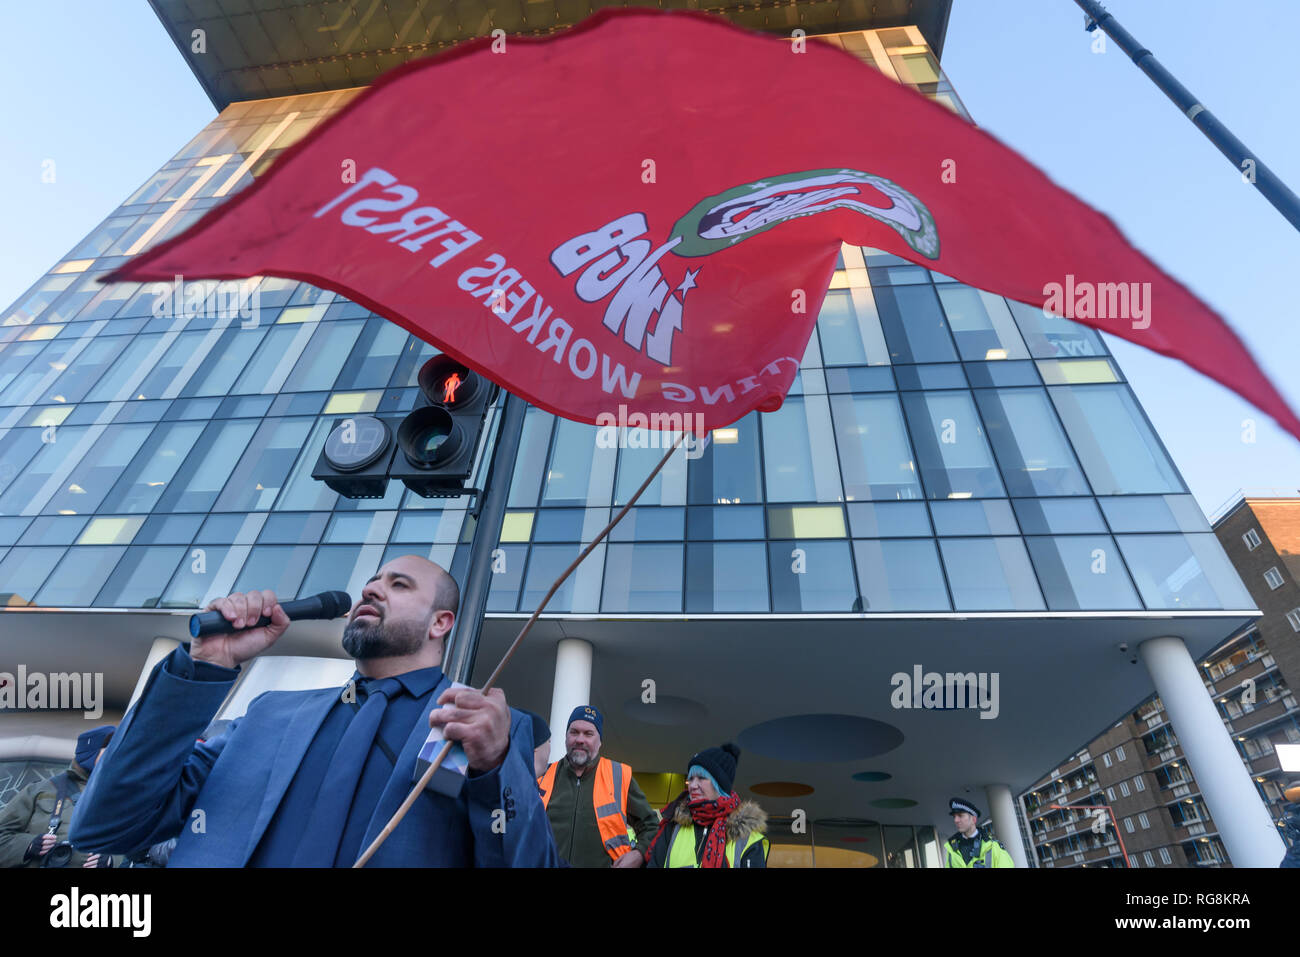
[[341, 615, 427, 660]]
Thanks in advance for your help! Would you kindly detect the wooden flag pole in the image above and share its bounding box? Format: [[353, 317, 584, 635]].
[[354, 429, 689, 867]]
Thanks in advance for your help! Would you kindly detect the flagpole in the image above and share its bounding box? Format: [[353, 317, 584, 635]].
[[354, 429, 688, 867], [1074, 0, 1300, 233]]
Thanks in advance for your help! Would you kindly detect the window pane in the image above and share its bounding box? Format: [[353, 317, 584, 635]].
[[213, 417, 313, 511], [154, 419, 258, 513], [852, 539, 950, 610], [686, 505, 765, 539], [483, 544, 526, 612], [685, 542, 769, 612], [231, 545, 315, 597], [1116, 534, 1253, 609], [542, 420, 602, 506], [937, 287, 1028, 361], [1007, 300, 1106, 358], [333, 320, 408, 391], [929, 499, 1018, 536], [135, 329, 208, 399], [281, 319, 365, 392], [232, 325, 300, 394], [874, 284, 958, 363], [0, 426, 91, 515], [974, 388, 1090, 496], [41, 423, 153, 515], [274, 417, 342, 512], [688, 412, 761, 505], [1024, 535, 1142, 610], [608, 507, 684, 541], [184, 325, 267, 396], [98, 420, 205, 513], [816, 291, 868, 365], [0, 547, 66, 604], [901, 391, 1004, 499], [939, 537, 1044, 610], [40, 336, 131, 404], [768, 540, 857, 612], [1012, 497, 1106, 534], [614, 436, 686, 507], [831, 394, 922, 501], [35, 546, 127, 606], [159, 545, 233, 607], [1048, 385, 1182, 495], [85, 333, 165, 402], [521, 544, 581, 613], [95, 545, 187, 607], [761, 396, 842, 503], [846, 502, 931, 537], [296, 545, 361, 600], [602, 543, 683, 612]]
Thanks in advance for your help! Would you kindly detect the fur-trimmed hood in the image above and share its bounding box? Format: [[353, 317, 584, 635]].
[[674, 799, 767, 841]]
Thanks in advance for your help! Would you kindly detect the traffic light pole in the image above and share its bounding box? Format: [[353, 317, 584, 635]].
[[1074, 0, 1300, 233], [443, 388, 527, 684]]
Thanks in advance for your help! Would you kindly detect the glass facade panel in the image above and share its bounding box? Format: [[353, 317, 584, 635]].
[[521, 545, 581, 613], [486, 544, 527, 611], [816, 292, 869, 365], [0, 426, 91, 515], [846, 502, 931, 537], [281, 320, 365, 392], [41, 423, 153, 515], [213, 417, 314, 511], [901, 391, 1004, 499], [685, 542, 769, 612], [296, 545, 362, 600], [0, 547, 66, 604], [1116, 534, 1253, 610], [34, 546, 127, 606], [1025, 535, 1142, 610], [768, 540, 857, 612], [852, 539, 950, 610], [830, 394, 922, 501], [974, 388, 1090, 496], [937, 286, 1029, 361], [230, 545, 315, 597], [688, 412, 761, 505], [1049, 385, 1182, 495], [875, 284, 958, 363], [95, 545, 187, 607], [761, 396, 842, 503], [154, 419, 259, 513], [98, 420, 206, 514], [602, 544, 683, 613], [1007, 300, 1106, 358], [542, 420, 602, 506], [1012, 497, 1107, 534], [939, 537, 1045, 610]]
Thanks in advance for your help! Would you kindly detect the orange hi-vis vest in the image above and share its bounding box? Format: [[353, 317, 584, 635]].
[[538, 756, 634, 861]]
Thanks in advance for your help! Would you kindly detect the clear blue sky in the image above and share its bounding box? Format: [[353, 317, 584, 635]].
[[2, 0, 1297, 517]]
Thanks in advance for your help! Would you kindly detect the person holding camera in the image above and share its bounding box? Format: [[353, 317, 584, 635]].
[[0, 726, 117, 868]]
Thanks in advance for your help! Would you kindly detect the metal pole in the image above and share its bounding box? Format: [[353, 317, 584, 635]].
[[1074, 0, 1300, 233], [443, 389, 527, 684]]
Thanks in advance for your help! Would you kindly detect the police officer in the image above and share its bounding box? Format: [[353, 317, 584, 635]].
[[944, 797, 1013, 868]]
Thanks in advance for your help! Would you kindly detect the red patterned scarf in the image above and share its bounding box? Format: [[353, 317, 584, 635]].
[[689, 792, 741, 868]]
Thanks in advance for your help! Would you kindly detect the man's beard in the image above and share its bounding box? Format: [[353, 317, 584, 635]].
[[568, 746, 598, 769], [341, 614, 428, 660]]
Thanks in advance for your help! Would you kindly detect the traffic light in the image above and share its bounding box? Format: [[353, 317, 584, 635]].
[[312, 355, 498, 499], [311, 413, 401, 499], [391, 356, 498, 498]]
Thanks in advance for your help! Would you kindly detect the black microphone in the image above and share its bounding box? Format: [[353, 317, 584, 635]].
[[189, 591, 353, 638]]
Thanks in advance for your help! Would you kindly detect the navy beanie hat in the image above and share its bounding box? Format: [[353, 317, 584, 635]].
[[525, 710, 551, 747], [688, 742, 741, 795], [568, 705, 603, 737], [75, 725, 115, 771]]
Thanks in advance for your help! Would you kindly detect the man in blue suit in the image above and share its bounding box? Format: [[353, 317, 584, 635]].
[[71, 555, 557, 867]]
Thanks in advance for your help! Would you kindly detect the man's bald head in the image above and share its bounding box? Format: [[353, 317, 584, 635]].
[[393, 554, 460, 619]]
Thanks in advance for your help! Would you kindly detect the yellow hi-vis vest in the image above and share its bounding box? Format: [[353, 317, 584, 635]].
[[944, 835, 1014, 868], [666, 821, 768, 868], [538, 757, 634, 862]]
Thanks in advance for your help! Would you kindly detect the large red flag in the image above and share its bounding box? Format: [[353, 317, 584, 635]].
[[106, 8, 1300, 439]]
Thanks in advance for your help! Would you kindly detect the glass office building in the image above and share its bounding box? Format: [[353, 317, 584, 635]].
[[0, 5, 1277, 866]]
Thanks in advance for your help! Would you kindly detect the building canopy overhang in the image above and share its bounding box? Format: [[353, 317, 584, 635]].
[[3, 604, 1254, 834], [149, 0, 953, 110]]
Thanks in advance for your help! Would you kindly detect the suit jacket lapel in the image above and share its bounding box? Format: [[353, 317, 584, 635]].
[[244, 688, 338, 861]]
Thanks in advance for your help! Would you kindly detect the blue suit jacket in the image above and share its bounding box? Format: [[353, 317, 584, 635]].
[[71, 647, 557, 867]]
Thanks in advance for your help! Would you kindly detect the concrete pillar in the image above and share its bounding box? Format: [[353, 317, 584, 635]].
[[1140, 635, 1286, 868], [548, 638, 592, 764], [986, 783, 1029, 868]]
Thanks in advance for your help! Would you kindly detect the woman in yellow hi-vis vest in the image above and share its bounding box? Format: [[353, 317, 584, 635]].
[[646, 742, 768, 868], [944, 797, 1014, 868]]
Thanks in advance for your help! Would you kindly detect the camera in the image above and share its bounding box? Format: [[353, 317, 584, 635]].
[[41, 841, 73, 868]]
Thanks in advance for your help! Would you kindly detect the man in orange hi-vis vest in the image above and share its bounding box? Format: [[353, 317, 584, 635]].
[[537, 706, 659, 867]]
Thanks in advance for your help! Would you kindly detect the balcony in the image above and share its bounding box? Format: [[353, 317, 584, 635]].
[[1248, 751, 1281, 775], [1229, 695, 1298, 734]]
